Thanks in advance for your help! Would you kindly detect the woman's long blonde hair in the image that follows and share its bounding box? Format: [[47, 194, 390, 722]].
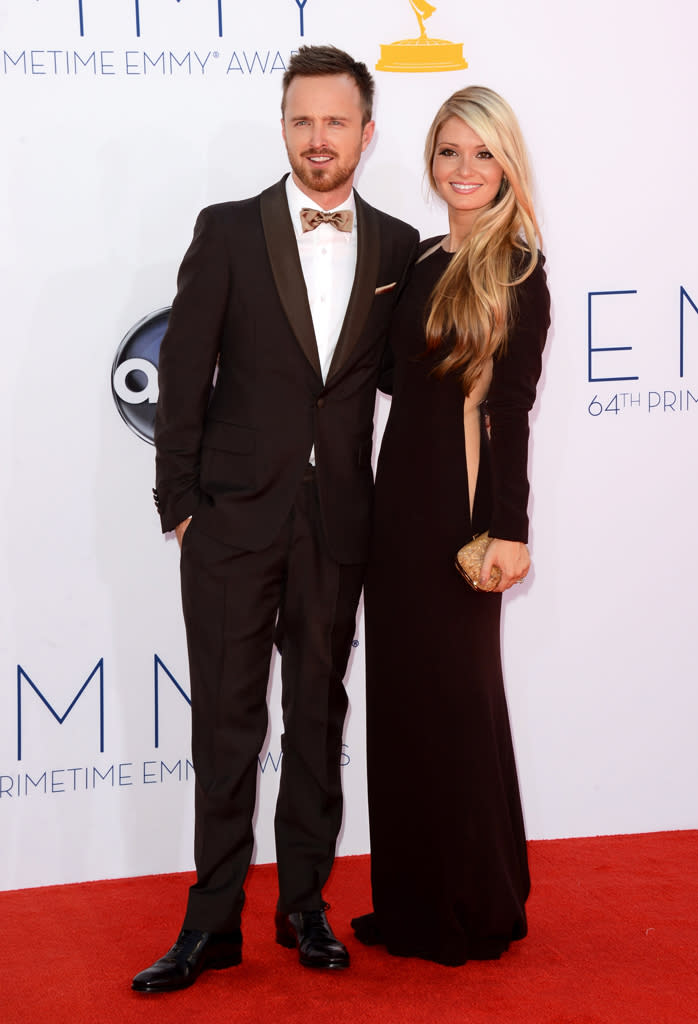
[[424, 86, 542, 393]]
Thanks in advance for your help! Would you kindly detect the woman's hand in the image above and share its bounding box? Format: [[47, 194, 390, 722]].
[[480, 538, 530, 592]]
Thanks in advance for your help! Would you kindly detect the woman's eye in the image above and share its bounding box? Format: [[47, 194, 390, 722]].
[[438, 148, 457, 157], [476, 150, 494, 159]]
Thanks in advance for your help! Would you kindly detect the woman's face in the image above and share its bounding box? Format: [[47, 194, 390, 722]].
[[431, 116, 504, 221]]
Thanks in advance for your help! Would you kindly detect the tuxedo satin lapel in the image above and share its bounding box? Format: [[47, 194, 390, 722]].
[[260, 180, 322, 380], [326, 192, 380, 383]]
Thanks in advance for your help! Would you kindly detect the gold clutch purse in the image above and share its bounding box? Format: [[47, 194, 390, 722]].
[[455, 531, 502, 592]]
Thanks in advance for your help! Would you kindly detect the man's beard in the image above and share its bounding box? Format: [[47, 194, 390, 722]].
[[287, 146, 361, 195]]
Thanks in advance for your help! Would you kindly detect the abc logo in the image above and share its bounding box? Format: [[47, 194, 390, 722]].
[[111, 308, 170, 444]]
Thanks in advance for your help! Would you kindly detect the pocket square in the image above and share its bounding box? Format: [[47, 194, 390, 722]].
[[374, 282, 397, 295]]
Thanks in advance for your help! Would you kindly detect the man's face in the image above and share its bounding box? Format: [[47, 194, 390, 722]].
[[282, 73, 375, 208]]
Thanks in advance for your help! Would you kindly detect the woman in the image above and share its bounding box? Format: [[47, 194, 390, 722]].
[[352, 86, 551, 966]]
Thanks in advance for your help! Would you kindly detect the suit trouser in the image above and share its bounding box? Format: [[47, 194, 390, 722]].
[[179, 469, 365, 932]]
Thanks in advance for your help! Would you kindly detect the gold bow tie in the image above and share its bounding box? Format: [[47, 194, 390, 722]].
[[300, 208, 354, 233]]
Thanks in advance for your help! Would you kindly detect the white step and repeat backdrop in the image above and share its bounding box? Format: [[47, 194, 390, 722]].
[[2, 1, 697, 890]]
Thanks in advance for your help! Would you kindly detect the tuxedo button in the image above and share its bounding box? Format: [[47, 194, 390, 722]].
[[316, 398, 326, 409]]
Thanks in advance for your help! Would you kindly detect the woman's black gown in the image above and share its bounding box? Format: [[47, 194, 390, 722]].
[[352, 241, 550, 966]]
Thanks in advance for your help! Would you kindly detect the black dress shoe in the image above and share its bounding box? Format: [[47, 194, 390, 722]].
[[350, 912, 385, 946], [132, 928, 242, 992], [275, 908, 350, 969]]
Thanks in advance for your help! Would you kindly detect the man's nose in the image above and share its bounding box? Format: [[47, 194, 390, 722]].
[[309, 122, 328, 148]]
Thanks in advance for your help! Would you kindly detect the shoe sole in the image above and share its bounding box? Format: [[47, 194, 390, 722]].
[[298, 954, 350, 969]]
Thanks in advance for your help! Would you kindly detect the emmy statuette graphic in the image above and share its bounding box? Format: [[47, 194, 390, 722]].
[[376, 0, 468, 73]]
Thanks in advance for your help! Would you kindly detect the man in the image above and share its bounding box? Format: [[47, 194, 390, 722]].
[[132, 46, 418, 993]]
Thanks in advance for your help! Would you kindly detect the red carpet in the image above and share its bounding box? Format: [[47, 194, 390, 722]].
[[2, 831, 696, 1024]]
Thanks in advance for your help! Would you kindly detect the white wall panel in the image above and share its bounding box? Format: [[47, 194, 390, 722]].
[[2, 0, 696, 889]]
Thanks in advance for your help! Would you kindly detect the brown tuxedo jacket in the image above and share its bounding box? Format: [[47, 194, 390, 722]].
[[154, 176, 418, 563]]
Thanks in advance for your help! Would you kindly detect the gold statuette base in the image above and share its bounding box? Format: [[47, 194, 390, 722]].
[[376, 38, 468, 73]]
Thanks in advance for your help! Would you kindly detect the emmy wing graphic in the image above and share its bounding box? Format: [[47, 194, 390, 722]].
[[376, 0, 468, 73]]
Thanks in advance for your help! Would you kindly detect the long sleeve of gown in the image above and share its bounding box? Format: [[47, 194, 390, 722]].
[[486, 257, 551, 542]]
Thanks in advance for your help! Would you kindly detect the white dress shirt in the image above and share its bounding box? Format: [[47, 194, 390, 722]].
[[285, 174, 358, 383]]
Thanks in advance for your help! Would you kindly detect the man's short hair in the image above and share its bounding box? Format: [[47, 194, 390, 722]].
[[281, 45, 375, 125]]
